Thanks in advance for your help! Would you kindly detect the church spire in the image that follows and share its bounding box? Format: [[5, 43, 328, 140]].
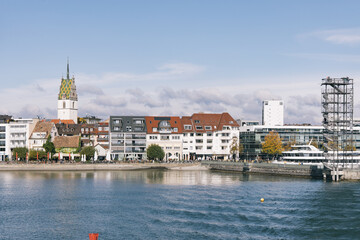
[[67, 57, 70, 79]]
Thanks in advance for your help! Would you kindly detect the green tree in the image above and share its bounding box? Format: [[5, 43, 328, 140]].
[[29, 149, 47, 160], [147, 144, 165, 162], [262, 131, 284, 160], [12, 147, 28, 160], [80, 146, 95, 160], [43, 136, 55, 154]]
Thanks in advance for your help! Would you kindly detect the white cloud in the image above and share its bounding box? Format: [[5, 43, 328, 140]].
[[300, 28, 360, 45], [3, 64, 360, 125]]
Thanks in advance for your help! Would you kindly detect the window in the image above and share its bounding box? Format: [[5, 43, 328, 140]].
[[194, 120, 200, 123], [207, 146, 212, 150], [153, 128, 158, 132], [172, 136, 180, 140], [205, 126, 212, 130], [196, 126, 203, 130], [207, 139, 212, 143], [161, 135, 170, 140], [196, 139, 203, 143], [184, 125, 192, 130], [166, 146, 172, 150], [207, 133, 212, 136], [126, 126, 132, 132], [173, 128, 178, 132], [190, 133, 194, 137]]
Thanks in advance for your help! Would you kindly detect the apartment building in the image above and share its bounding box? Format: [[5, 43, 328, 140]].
[[109, 116, 147, 160], [181, 113, 240, 160], [0, 116, 38, 160], [145, 116, 183, 161]]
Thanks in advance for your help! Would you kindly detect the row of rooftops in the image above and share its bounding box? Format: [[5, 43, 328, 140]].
[[110, 112, 240, 134]]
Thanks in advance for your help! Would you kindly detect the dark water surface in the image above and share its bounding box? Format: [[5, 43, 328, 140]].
[[0, 170, 359, 240]]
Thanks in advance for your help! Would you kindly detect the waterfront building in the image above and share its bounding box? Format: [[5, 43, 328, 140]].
[[53, 136, 80, 154], [109, 116, 147, 160], [262, 100, 284, 126], [9, 118, 38, 158], [95, 121, 109, 149], [181, 113, 240, 161], [57, 61, 78, 124], [145, 116, 183, 161], [80, 123, 97, 147], [94, 143, 108, 160], [29, 121, 58, 151], [0, 117, 38, 160], [240, 125, 324, 160]]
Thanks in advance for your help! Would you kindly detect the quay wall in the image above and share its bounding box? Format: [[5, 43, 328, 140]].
[[202, 161, 323, 178], [342, 169, 360, 180]]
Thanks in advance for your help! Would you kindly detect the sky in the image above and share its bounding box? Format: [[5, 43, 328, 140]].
[[1, 0, 360, 124]]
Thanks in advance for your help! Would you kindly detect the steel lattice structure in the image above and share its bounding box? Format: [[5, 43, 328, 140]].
[[321, 77, 354, 169]]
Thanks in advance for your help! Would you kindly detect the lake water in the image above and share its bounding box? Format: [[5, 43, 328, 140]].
[[0, 170, 360, 239]]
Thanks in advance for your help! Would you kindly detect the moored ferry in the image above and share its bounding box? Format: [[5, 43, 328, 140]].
[[274, 144, 326, 165]]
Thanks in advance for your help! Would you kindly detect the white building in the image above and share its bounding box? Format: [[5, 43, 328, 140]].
[[29, 121, 58, 151], [57, 61, 78, 124], [262, 100, 284, 126], [145, 116, 183, 161], [0, 117, 38, 161], [181, 113, 240, 161]]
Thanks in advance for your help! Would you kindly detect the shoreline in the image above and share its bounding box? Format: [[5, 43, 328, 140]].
[[0, 162, 209, 171]]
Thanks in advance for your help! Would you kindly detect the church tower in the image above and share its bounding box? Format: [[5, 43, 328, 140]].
[[57, 59, 78, 123]]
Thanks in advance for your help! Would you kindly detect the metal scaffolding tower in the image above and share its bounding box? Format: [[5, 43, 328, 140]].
[[321, 77, 354, 169]]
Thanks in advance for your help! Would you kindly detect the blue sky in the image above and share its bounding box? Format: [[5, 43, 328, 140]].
[[1, 0, 360, 123]]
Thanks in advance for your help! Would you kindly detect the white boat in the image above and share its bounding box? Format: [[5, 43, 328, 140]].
[[275, 144, 326, 165]]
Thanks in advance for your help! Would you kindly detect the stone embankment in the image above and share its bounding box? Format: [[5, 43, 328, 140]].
[[202, 161, 324, 178], [0, 162, 209, 171]]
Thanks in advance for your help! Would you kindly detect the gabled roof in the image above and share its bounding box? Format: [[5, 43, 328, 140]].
[[53, 136, 80, 148], [30, 122, 56, 138], [181, 112, 239, 133], [145, 116, 183, 134]]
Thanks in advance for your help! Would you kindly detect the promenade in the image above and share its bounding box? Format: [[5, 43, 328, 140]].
[[0, 162, 209, 171]]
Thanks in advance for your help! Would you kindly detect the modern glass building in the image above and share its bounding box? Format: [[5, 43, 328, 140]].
[[240, 125, 360, 160]]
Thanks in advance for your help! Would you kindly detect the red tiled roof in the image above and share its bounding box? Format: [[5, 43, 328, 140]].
[[181, 112, 239, 133], [145, 116, 183, 134], [42, 119, 75, 124]]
